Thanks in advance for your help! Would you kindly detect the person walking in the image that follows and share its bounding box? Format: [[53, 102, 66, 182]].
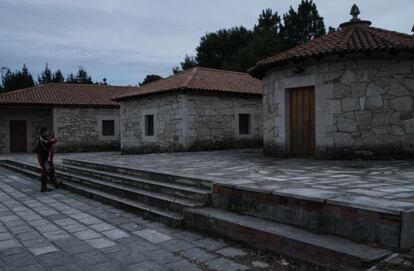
[[48, 131, 62, 189], [34, 127, 59, 192]]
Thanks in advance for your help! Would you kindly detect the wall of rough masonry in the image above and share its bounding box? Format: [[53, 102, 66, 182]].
[[0, 107, 53, 153], [184, 93, 262, 150], [120, 93, 262, 154], [53, 107, 120, 152], [121, 94, 184, 154], [263, 53, 414, 159]]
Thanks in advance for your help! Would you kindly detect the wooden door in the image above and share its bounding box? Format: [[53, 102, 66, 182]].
[[289, 87, 315, 157], [10, 120, 27, 152]]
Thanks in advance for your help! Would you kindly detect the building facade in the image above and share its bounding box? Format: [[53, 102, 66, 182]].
[[0, 83, 134, 153], [115, 67, 263, 154], [249, 6, 414, 159]]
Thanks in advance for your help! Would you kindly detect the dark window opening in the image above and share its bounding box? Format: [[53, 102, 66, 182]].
[[239, 114, 251, 135], [102, 120, 115, 136], [145, 115, 154, 136]]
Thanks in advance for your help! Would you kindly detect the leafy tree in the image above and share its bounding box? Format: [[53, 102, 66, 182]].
[[51, 69, 65, 83], [224, 8, 285, 72], [139, 74, 162, 86], [195, 26, 253, 70], [280, 0, 326, 48], [174, 1, 326, 73], [37, 64, 52, 84], [1, 64, 35, 93], [226, 29, 284, 72], [172, 55, 198, 74]]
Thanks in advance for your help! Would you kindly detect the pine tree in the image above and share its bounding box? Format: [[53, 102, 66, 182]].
[[172, 55, 198, 74], [254, 9, 281, 33], [38, 64, 52, 84], [1, 64, 35, 92], [75, 67, 93, 84], [173, 1, 326, 73], [51, 69, 65, 83], [280, 0, 326, 48], [65, 67, 93, 84]]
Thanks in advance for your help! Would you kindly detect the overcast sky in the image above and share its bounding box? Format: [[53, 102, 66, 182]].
[[0, 0, 413, 85]]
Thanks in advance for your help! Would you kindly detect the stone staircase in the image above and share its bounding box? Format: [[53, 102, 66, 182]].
[[183, 183, 407, 270], [1, 158, 404, 270], [0, 159, 211, 226]]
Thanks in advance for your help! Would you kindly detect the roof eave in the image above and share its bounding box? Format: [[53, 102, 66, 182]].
[[113, 87, 262, 102]]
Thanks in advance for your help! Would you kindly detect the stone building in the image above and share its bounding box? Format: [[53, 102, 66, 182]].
[[249, 5, 414, 159], [0, 83, 134, 153], [114, 67, 263, 154]]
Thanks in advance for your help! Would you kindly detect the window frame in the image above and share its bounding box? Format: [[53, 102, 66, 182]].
[[238, 113, 251, 136], [235, 109, 255, 138], [141, 109, 158, 142], [145, 114, 155, 137], [102, 120, 115, 137], [97, 116, 119, 141]]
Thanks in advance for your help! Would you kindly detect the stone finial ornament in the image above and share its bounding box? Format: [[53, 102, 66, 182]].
[[339, 4, 371, 29], [350, 4, 361, 21]]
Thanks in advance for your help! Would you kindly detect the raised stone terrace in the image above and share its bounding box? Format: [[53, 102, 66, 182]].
[[1, 149, 413, 269], [5, 149, 413, 203]]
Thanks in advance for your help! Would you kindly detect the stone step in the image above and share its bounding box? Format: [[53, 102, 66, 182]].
[[54, 170, 204, 214], [184, 207, 392, 270], [212, 184, 414, 249], [1, 162, 183, 226], [63, 158, 212, 190], [55, 163, 210, 203]]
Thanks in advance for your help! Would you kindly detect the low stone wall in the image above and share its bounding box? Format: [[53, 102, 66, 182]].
[[54, 107, 120, 152], [120, 93, 263, 154], [263, 52, 414, 159], [0, 106, 53, 153]]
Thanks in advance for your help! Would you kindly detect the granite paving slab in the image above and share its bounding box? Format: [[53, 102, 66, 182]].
[[5, 149, 409, 212], [0, 166, 285, 270]]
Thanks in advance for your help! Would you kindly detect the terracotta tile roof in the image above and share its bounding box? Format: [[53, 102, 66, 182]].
[[249, 20, 414, 78], [0, 83, 135, 106], [113, 67, 262, 101]]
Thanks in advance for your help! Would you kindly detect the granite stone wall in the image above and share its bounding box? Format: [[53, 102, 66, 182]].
[[185, 94, 262, 150], [263, 53, 414, 159], [120, 94, 184, 154], [0, 107, 53, 153], [120, 93, 262, 154], [53, 107, 120, 152]]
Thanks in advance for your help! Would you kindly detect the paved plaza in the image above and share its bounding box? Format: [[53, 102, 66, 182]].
[[0, 166, 290, 271], [2, 150, 414, 207]]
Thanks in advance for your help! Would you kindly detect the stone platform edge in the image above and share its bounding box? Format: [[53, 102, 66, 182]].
[[62, 158, 215, 185], [216, 182, 414, 216]]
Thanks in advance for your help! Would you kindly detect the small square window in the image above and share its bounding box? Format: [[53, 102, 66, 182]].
[[239, 114, 251, 135], [145, 115, 154, 136], [102, 120, 115, 136]]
